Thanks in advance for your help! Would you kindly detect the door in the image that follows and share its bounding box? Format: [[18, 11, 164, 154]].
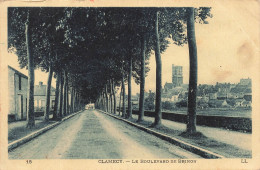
[[17, 95, 23, 120], [26, 98, 27, 120], [21, 95, 23, 119]]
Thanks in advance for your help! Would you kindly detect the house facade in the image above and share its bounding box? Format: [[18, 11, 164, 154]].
[[8, 66, 28, 121], [34, 81, 56, 112]]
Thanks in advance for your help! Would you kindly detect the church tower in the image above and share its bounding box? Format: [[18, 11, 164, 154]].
[[172, 64, 183, 87]]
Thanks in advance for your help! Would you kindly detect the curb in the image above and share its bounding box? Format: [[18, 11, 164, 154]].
[[98, 110, 225, 159], [8, 110, 84, 152]]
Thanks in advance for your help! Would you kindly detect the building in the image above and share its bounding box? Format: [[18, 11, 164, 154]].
[[131, 95, 139, 109], [234, 99, 247, 107], [239, 78, 252, 86], [172, 64, 183, 87], [208, 99, 231, 108], [208, 92, 217, 100], [163, 82, 174, 92], [241, 100, 252, 108], [34, 81, 56, 112], [8, 66, 28, 121], [162, 93, 172, 102], [244, 88, 252, 101]]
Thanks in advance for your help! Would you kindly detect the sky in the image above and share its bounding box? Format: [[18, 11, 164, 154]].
[[3, 1, 259, 95]]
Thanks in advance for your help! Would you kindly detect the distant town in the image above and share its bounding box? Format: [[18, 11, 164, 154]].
[[162, 64, 251, 108], [130, 64, 252, 115]]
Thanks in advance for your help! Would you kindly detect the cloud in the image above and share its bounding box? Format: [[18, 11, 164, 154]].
[[211, 67, 233, 83], [236, 41, 254, 69]]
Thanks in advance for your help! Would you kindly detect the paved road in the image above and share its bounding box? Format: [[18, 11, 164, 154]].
[[9, 110, 201, 159]]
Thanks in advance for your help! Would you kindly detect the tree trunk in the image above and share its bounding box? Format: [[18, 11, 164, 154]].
[[72, 90, 75, 112], [105, 85, 109, 112], [127, 55, 132, 119], [97, 95, 100, 109], [138, 34, 146, 122], [112, 79, 116, 114], [102, 91, 106, 111], [122, 76, 126, 118], [78, 93, 82, 111], [78, 94, 80, 111], [76, 92, 78, 111], [110, 80, 113, 113], [107, 92, 109, 111], [186, 7, 198, 134], [66, 79, 69, 114], [100, 94, 102, 109], [63, 71, 67, 116], [102, 89, 104, 111], [118, 85, 122, 116], [153, 10, 162, 127], [44, 64, 53, 122], [101, 92, 103, 110], [74, 91, 77, 112], [75, 92, 77, 112], [76, 92, 78, 112], [25, 12, 35, 128], [53, 71, 60, 120], [70, 87, 74, 113], [100, 93, 102, 110], [59, 70, 64, 118]]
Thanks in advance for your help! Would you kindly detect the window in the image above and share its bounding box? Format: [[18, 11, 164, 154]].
[[41, 100, 45, 107], [34, 100, 38, 107], [51, 100, 55, 109], [19, 75, 21, 90]]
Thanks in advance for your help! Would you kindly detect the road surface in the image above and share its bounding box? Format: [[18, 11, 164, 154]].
[[9, 110, 201, 159]]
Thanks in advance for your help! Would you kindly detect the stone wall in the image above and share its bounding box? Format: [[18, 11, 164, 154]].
[[131, 110, 251, 132]]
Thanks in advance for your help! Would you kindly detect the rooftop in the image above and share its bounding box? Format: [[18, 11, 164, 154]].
[[8, 65, 28, 79], [34, 81, 56, 96]]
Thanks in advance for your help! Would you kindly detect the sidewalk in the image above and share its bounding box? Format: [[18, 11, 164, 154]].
[[132, 114, 251, 151], [8, 115, 55, 143], [114, 112, 251, 158], [8, 111, 84, 151]]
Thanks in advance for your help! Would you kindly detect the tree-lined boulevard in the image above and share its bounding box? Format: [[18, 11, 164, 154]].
[[9, 110, 201, 159], [8, 7, 212, 135]]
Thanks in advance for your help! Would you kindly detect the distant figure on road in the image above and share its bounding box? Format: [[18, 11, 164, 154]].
[[85, 103, 95, 110]]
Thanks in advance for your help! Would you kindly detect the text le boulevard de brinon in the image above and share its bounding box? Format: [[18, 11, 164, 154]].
[[98, 159, 197, 164]]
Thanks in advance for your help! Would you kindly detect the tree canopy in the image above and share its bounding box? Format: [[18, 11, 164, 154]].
[[8, 7, 212, 129]]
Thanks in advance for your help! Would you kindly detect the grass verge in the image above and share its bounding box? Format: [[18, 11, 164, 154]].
[[8, 121, 56, 143], [114, 113, 251, 158]]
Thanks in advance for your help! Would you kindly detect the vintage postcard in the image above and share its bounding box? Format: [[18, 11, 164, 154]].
[[0, 0, 259, 169]]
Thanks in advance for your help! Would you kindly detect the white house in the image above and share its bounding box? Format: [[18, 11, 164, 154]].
[[8, 66, 28, 121]]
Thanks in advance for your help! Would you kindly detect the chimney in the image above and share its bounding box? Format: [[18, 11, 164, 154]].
[[39, 81, 43, 86]]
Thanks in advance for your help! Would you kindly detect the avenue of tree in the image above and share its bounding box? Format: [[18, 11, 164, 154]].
[[8, 7, 212, 134]]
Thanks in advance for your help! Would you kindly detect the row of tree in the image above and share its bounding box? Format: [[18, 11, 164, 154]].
[[8, 7, 212, 134], [94, 7, 212, 134]]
